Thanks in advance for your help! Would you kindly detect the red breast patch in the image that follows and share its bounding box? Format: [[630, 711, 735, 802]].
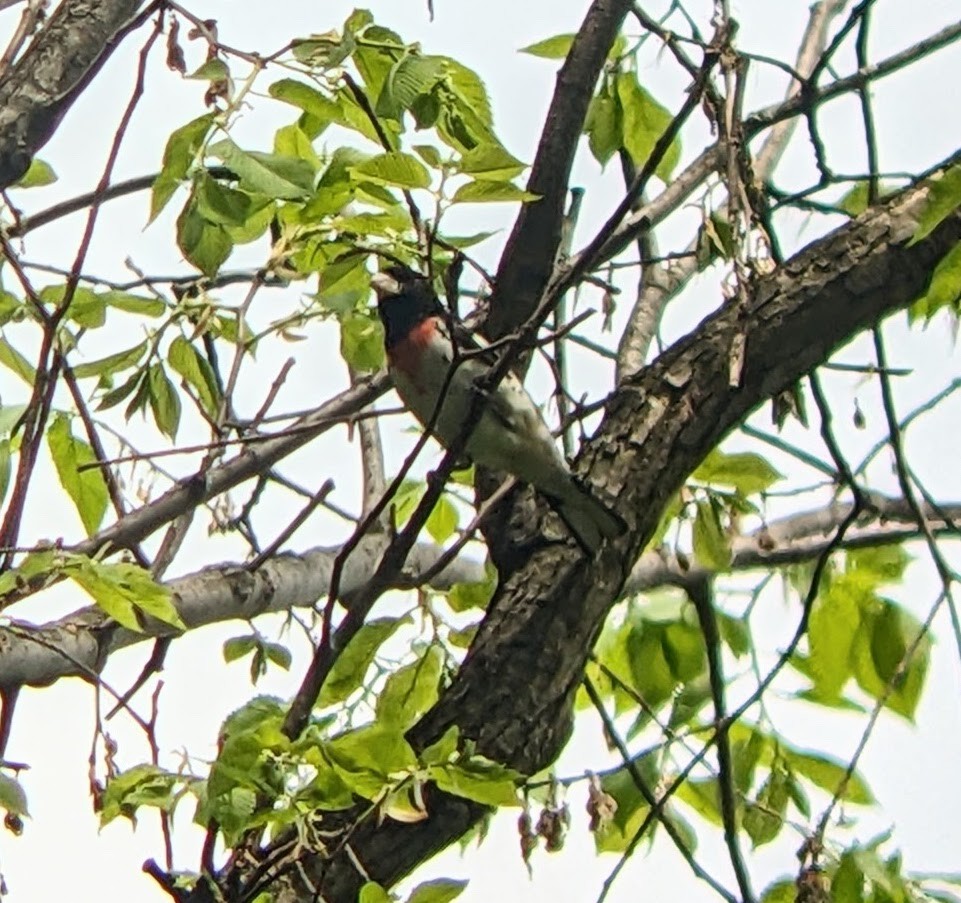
[[388, 317, 438, 387]]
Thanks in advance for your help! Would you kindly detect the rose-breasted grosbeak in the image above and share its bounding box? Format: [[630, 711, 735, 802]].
[[372, 264, 624, 554]]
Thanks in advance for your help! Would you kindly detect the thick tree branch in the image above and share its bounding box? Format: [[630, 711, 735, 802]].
[[0, 0, 152, 187], [0, 541, 483, 691], [487, 0, 633, 338], [255, 154, 961, 901]]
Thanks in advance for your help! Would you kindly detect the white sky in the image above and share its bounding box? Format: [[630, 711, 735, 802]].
[[0, 1, 960, 901]]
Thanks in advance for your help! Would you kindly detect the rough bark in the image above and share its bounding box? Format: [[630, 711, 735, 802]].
[[0, 0, 148, 188], [244, 159, 961, 902]]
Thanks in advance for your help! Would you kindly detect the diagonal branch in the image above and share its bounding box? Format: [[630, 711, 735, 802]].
[[487, 0, 634, 339], [249, 148, 961, 903], [0, 0, 154, 187]]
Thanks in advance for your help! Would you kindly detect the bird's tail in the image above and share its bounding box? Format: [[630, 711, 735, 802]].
[[547, 482, 625, 555]]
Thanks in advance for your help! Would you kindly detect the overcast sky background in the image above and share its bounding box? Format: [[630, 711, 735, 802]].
[[0, 1, 959, 900]]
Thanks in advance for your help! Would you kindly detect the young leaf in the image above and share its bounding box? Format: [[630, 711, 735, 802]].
[[450, 180, 539, 204], [615, 71, 681, 181], [223, 634, 258, 663], [146, 363, 182, 439], [209, 138, 315, 199], [429, 758, 520, 807], [691, 499, 731, 570], [177, 194, 234, 277], [72, 341, 148, 380], [425, 495, 458, 543], [584, 81, 621, 165], [47, 413, 109, 536], [269, 78, 342, 129], [458, 144, 526, 181], [909, 241, 961, 322], [519, 34, 576, 59], [0, 773, 28, 817], [168, 335, 220, 417], [693, 449, 783, 495], [360, 884, 392, 903], [376, 645, 443, 728], [0, 336, 36, 385], [13, 158, 57, 188], [319, 617, 405, 706], [100, 764, 180, 826], [910, 163, 961, 244], [340, 312, 385, 372], [150, 113, 216, 222], [406, 878, 469, 903], [351, 151, 431, 189], [102, 291, 166, 318]]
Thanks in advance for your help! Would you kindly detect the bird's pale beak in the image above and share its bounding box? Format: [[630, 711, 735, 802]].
[[370, 272, 402, 299]]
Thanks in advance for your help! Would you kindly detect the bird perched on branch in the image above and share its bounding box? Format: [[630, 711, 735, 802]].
[[372, 264, 624, 554]]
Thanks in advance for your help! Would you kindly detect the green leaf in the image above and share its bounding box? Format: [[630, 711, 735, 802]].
[[223, 635, 258, 663], [102, 291, 166, 317], [73, 341, 148, 379], [0, 336, 36, 384], [273, 123, 321, 171], [146, 363, 182, 440], [693, 449, 783, 495], [0, 291, 24, 326], [425, 495, 458, 543], [0, 773, 28, 817], [168, 335, 220, 417], [616, 71, 680, 181], [406, 878, 469, 903], [318, 255, 372, 312], [69, 557, 183, 631], [450, 180, 539, 204], [909, 240, 961, 322], [14, 158, 57, 188], [806, 575, 862, 701], [177, 197, 233, 277], [39, 285, 106, 328], [340, 312, 385, 372], [269, 78, 342, 129], [351, 151, 431, 189], [47, 414, 108, 536], [853, 598, 930, 720], [447, 563, 496, 612], [360, 883, 392, 903], [383, 54, 446, 115], [691, 499, 731, 571], [209, 138, 315, 199], [150, 113, 216, 222], [585, 82, 621, 165], [319, 617, 405, 706], [420, 726, 459, 766], [265, 643, 291, 670], [377, 645, 443, 728], [847, 545, 910, 585], [196, 173, 252, 226], [458, 144, 525, 181], [188, 58, 230, 82], [743, 765, 789, 847], [326, 724, 417, 799], [832, 851, 865, 903], [99, 764, 180, 826], [429, 757, 520, 807], [911, 164, 961, 244], [519, 34, 576, 59], [782, 748, 874, 805], [0, 440, 11, 508]]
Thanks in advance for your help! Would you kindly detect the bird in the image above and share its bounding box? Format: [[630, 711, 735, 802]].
[[371, 263, 624, 554]]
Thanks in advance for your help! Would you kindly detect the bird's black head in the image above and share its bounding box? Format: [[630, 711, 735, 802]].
[[371, 264, 443, 349]]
